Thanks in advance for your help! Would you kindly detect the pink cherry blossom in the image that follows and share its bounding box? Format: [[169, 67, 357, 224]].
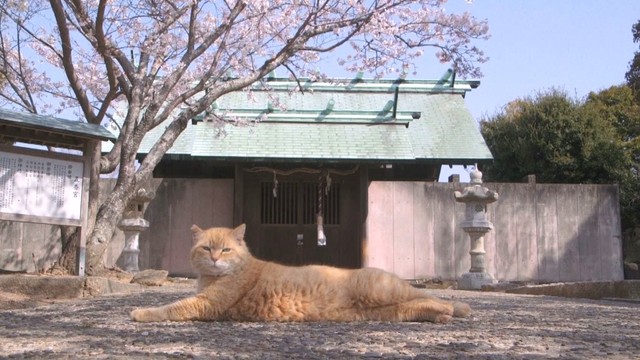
[[0, 0, 489, 273]]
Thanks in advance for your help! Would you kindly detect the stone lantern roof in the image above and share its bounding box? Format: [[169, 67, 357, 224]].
[[454, 170, 499, 204]]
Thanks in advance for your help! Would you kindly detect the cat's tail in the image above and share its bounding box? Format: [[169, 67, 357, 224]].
[[453, 301, 471, 318]]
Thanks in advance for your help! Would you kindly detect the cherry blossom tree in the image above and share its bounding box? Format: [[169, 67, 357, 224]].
[[0, 0, 489, 274]]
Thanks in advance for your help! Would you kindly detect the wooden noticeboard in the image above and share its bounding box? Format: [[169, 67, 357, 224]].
[[0, 108, 115, 276], [0, 144, 92, 276], [0, 148, 84, 225]]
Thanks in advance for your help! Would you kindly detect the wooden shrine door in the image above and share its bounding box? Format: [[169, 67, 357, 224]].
[[243, 171, 361, 268]]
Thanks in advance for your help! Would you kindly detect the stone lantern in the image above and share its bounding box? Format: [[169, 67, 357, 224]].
[[118, 188, 154, 272], [454, 168, 499, 290]]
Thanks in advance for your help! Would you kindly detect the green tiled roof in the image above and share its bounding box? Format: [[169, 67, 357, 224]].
[[132, 77, 493, 163]]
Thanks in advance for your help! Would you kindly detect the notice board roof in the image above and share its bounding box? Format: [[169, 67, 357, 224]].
[[0, 108, 116, 150]]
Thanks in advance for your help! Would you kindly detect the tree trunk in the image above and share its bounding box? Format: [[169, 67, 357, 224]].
[[85, 132, 142, 275], [83, 105, 185, 275], [58, 226, 80, 275], [85, 181, 129, 275], [50, 226, 80, 274]]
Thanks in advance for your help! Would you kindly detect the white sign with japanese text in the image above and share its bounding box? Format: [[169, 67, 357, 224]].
[[0, 150, 83, 221]]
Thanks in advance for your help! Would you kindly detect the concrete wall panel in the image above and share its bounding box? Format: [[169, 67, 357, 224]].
[[364, 181, 623, 282], [413, 183, 436, 279]]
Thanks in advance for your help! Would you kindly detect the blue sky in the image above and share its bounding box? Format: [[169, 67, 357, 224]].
[[445, 0, 640, 120], [423, 0, 640, 180], [35, 1, 640, 182]]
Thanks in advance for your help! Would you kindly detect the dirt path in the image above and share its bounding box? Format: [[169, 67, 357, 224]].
[[0, 284, 639, 359]]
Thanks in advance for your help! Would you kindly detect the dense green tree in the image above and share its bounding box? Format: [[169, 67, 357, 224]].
[[480, 87, 639, 229], [584, 86, 640, 229], [481, 90, 627, 183], [625, 20, 640, 99]]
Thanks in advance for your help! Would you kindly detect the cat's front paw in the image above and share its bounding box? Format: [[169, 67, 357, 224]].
[[433, 314, 453, 324], [453, 302, 471, 318], [130, 308, 160, 322]]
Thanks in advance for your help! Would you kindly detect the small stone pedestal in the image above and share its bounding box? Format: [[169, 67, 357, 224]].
[[119, 218, 149, 272], [454, 169, 499, 290], [118, 189, 154, 272]]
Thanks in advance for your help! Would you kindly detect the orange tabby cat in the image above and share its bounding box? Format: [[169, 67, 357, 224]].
[[130, 224, 471, 323]]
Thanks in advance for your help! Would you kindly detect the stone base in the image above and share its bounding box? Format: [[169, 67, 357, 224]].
[[457, 272, 497, 290], [130, 269, 169, 286], [121, 249, 140, 272]]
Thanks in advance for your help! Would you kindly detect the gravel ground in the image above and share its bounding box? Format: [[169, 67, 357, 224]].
[[0, 281, 639, 360]]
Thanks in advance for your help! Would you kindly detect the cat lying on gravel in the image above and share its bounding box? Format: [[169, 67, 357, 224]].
[[130, 224, 470, 323]]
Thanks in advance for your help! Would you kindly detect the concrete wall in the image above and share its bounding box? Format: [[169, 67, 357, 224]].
[[0, 222, 60, 272], [365, 181, 624, 282], [135, 178, 234, 276], [1, 179, 624, 283], [0, 178, 234, 274]]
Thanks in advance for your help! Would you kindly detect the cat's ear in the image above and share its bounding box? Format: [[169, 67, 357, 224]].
[[231, 224, 246, 244], [191, 224, 203, 244]]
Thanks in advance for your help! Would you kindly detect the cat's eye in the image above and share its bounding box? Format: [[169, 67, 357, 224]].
[[201, 246, 212, 252], [221, 247, 232, 253]]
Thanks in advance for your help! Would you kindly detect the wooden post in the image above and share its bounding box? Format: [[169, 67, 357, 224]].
[[234, 164, 244, 226], [76, 140, 95, 276], [358, 166, 368, 267]]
